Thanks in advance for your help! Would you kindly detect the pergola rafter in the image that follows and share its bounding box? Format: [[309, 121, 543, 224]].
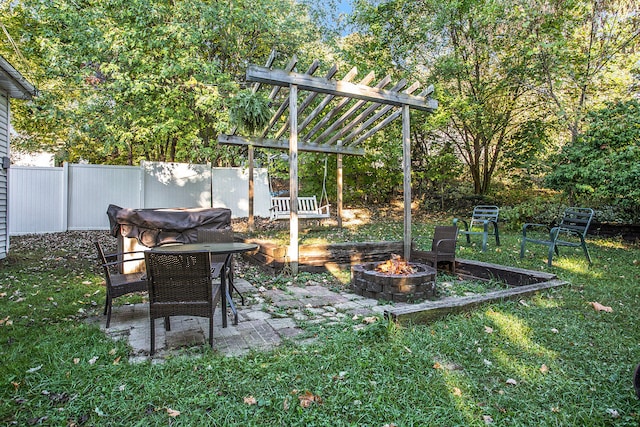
[[218, 53, 437, 273]]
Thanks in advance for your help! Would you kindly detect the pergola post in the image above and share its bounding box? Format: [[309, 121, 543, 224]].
[[402, 105, 411, 260], [248, 145, 255, 232], [289, 84, 299, 274], [337, 140, 343, 228]]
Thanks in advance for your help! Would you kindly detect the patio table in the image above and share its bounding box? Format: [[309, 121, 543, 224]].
[[151, 242, 258, 327]]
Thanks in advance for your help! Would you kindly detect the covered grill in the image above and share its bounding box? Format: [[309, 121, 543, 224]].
[[107, 204, 231, 248]]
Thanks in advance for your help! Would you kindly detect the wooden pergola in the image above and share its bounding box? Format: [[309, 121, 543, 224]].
[[218, 53, 437, 273]]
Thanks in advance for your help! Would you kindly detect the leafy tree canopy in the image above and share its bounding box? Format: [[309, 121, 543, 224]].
[[2, 0, 321, 165], [349, 0, 640, 196], [545, 99, 640, 219]]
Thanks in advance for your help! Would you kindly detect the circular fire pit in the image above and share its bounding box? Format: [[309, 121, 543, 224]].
[[351, 261, 437, 303]]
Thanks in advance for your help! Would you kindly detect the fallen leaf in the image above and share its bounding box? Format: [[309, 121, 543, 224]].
[[112, 356, 121, 365], [362, 316, 377, 324], [26, 365, 42, 373], [483, 415, 494, 424], [433, 362, 443, 370], [484, 326, 494, 334], [283, 398, 289, 411], [550, 328, 559, 333], [244, 396, 257, 405], [519, 299, 529, 307], [540, 364, 549, 374], [166, 408, 180, 417], [73, 358, 80, 364], [453, 387, 462, 396], [109, 348, 117, 355], [403, 346, 412, 354], [589, 301, 613, 312], [505, 378, 517, 385], [88, 356, 98, 365], [298, 391, 322, 408]]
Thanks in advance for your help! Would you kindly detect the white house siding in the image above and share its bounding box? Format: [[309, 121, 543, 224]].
[[0, 92, 9, 259]]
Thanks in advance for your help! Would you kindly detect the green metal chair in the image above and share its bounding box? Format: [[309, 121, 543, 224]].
[[453, 205, 500, 252], [520, 207, 594, 266]]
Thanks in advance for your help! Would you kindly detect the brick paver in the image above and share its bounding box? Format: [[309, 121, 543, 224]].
[[99, 278, 401, 360]]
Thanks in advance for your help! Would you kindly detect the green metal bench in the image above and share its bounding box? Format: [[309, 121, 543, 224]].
[[520, 207, 594, 266], [453, 205, 500, 252]]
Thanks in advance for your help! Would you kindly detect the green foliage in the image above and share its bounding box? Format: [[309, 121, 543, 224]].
[[545, 100, 640, 220], [349, 0, 640, 199], [229, 90, 272, 134], [2, 0, 320, 165], [499, 200, 570, 230], [343, 134, 405, 204]]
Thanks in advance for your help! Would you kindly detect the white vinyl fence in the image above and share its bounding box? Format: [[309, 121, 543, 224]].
[[9, 161, 271, 235]]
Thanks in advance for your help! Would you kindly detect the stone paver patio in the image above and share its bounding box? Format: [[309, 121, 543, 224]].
[[99, 278, 399, 361]]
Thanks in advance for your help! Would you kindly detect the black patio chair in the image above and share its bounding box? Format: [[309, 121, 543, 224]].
[[144, 250, 222, 355], [412, 225, 459, 275], [94, 241, 147, 328]]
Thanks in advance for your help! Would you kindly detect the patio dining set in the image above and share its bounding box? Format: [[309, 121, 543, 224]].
[[95, 228, 257, 355]]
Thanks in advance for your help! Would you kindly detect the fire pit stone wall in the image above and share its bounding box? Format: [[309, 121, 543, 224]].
[[351, 262, 436, 303]]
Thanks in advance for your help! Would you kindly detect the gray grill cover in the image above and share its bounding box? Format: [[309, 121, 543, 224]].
[[107, 204, 231, 247]]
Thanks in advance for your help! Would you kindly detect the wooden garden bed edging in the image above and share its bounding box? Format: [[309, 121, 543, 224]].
[[241, 239, 405, 273], [239, 239, 567, 325], [385, 259, 565, 325]]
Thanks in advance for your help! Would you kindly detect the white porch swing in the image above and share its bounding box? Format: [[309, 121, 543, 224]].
[[269, 156, 331, 221]]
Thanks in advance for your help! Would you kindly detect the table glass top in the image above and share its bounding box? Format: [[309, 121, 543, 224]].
[[151, 242, 258, 254]]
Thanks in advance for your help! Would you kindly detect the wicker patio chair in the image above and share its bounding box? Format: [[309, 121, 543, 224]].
[[412, 225, 459, 274], [94, 241, 148, 328], [144, 250, 222, 355]]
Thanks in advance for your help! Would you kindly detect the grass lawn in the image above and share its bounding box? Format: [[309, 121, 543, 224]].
[[1, 219, 640, 426]]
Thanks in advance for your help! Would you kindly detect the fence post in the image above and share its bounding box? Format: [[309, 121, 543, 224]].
[[62, 162, 69, 232]]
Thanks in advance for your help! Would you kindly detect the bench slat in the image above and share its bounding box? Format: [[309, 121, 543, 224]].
[[270, 196, 330, 220]]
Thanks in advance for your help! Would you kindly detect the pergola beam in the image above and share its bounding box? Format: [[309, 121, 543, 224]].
[[296, 67, 359, 137], [313, 75, 393, 146], [247, 65, 438, 112], [218, 134, 366, 156], [303, 71, 376, 142], [261, 60, 320, 138], [342, 82, 423, 148]]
